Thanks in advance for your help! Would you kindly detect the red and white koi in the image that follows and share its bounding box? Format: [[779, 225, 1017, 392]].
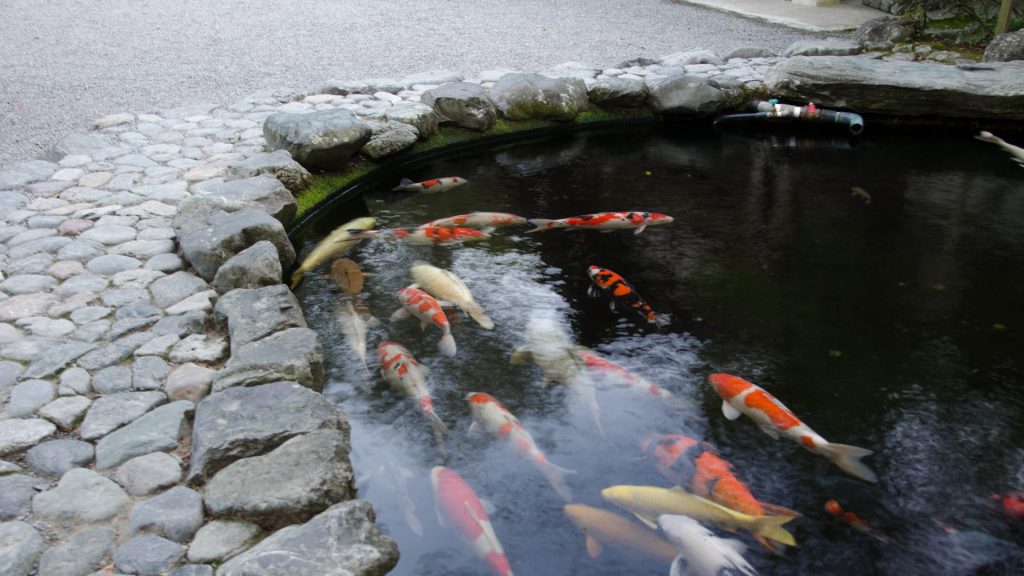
[[357, 227, 490, 246], [430, 466, 514, 576], [587, 266, 669, 328], [420, 212, 529, 233], [378, 342, 449, 439], [392, 176, 468, 193], [466, 392, 575, 501], [709, 373, 878, 483], [391, 287, 457, 357], [526, 211, 673, 235], [576, 348, 673, 399]]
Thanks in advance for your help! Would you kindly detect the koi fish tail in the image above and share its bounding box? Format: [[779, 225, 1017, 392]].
[[538, 460, 576, 502], [761, 502, 802, 518], [391, 178, 415, 191], [427, 410, 450, 440], [438, 332, 457, 357], [289, 268, 306, 290], [751, 513, 798, 547], [820, 442, 878, 483], [463, 303, 495, 330], [754, 534, 788, 555], [526, 218, 556, 233], [651, 312, 670, 329]]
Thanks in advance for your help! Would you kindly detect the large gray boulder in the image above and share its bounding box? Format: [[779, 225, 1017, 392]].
[[385, 103, 439, 140], [173, 195, 295, 282], [765, 56, 1024, 120], [489, 73, 588, 121], [263, 108, 372, 170], [204, 430, 353, 529], [0, 521, 44, 576], [421, 82, 497, 131], [984, 29, 1024, 62], [647, 75, 733, 114], [782, 38, 862, 57], [212, 328, 324, 392], [853, 16, 911, 50], [214, 284, 306, 354], [588, 77, 649, 108], [192, 176, 297, 226], [211, 241, 283, 294], [187, 381, 343, 484], [216, 500, 399, 576], [228, 150, 313, 195]]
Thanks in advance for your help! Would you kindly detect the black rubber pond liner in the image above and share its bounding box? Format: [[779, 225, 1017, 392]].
[[286, 114, 664, 241]]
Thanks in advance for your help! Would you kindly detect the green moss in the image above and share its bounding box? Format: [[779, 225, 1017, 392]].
[[293, 107, 656, 220], [297, 160, 376, 217]]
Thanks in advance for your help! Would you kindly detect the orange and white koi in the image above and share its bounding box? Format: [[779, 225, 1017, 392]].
[[410, 261, 493, 329], [391, 287, 457, 357], [709, 373, 878, 483], [378, 342, 449, 439], [392, 176, 468, 193], [526, 211, 673, 235], [576, 348, 673, 399], [357, 227, 490, 246], [430, 466, 514, 576], [640, 433, 799, 552], [586, 266, 668, 328], [825, 499, 888, 542], [420, 212, 529, 232], [466, 392, 575, 501]]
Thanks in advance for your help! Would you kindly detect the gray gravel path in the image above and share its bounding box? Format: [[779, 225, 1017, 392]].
[[0, 0, 825, 168]]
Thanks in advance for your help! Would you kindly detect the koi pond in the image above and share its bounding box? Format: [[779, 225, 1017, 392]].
[[292, 126, 1024, 576]]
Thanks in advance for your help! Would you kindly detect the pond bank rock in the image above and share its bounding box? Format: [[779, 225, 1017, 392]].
[[216, 500, 399, 576], [983, 29, 1024, 63], [188, 381, 343, 484], [647, 75, 733, 115], [765, 56, 1024, 120], [489, 73, 588, 121], [421, 82, 497, 131], [212, 327, 324, 392], [203, 430, 353, 529], [262, 108, 371, 170], [227, 150, 313, 195], [588, 77, 649, 108]]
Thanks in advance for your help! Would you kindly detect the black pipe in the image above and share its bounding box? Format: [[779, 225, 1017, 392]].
[[715, 101, 864, 135]]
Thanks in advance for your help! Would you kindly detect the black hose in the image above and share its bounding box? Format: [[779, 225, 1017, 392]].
[[716, 101, 865, 135]]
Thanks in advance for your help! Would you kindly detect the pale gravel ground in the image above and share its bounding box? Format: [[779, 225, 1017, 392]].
[[0, 0, 826, 168]]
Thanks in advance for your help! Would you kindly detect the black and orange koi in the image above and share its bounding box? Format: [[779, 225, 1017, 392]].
[[587, 266, 669, 328]]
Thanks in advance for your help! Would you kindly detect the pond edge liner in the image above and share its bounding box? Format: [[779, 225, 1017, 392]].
[[286, 114, 663, 240]]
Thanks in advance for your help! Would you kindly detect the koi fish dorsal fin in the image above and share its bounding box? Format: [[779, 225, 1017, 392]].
[[722, 401, 742, 421], [631, 512, 659, 530], [585, 534, 603, 558], [400, 178, 413, 186], [633, 225, 647, 235]]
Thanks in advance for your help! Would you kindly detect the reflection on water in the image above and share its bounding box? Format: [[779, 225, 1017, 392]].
[[294, 127, 1024, 575]]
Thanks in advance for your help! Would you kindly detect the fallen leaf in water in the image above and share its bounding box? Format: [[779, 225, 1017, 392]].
[[330, 258, 364, 294]]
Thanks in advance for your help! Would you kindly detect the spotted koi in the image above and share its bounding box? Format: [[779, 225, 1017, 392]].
[[466, 392, 575, 501], [392, 176, 468, 193], [990, 492, 1024, 520], [430, 466, 514, 576], [391, 287, 457, 357], [709, 373, 877, 483], [587, 266, 668, 328], [420, 212, 529, 232], [526, 211, 673, 235], [377, 342, 449, 439], [358, 227, 490, 246]]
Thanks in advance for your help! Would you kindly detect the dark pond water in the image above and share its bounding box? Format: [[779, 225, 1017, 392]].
[[292, 125, 1024, 576]]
